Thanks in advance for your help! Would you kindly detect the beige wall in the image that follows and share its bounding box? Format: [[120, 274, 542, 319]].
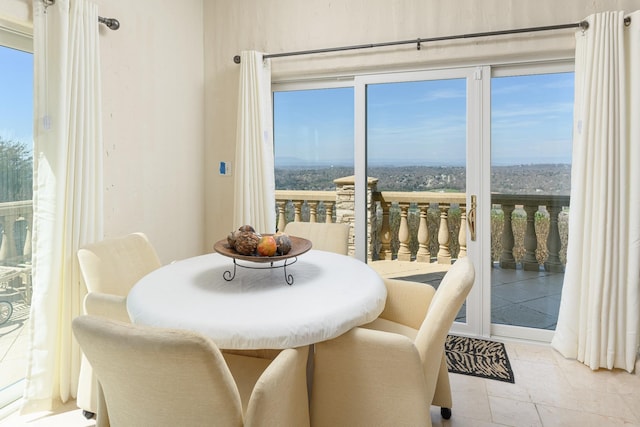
[[0, 0, 205, 264], [0, 0, 30, 24], [203, 0, 640, 246], [93, 0, 205, 263]]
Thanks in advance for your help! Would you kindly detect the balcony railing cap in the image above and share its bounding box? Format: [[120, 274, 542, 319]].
[[333, 176, 378, 186]]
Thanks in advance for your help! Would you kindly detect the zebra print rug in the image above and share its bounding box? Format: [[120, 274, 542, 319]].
[[445, 335, 515, 383]]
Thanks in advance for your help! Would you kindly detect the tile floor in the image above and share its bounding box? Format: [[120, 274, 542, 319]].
[[1, 340, 639, 426]]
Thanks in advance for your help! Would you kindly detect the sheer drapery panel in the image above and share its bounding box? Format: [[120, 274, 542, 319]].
[[23, 0, 104, 412], [552, 10, 639, 373], [233, 51, 276, 233]]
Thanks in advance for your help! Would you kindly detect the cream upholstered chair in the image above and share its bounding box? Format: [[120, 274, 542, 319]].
[[72, 315, 310, 427], [283, 222, 350, 255], [361, 278, 454, 419], [310, 257, 475, 427], [76, 232, 162, 418]]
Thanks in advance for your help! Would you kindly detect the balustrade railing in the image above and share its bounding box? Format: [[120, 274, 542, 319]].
[[2, 192, 567, 272], [491, 194, 569, 273], [276, 178, 569, 272], [0, 201, 32, 305], [0, 200, 32, 266], [372, 191, 467, 264]]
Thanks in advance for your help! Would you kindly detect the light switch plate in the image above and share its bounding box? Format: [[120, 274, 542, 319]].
[[219, 161, 232, 176]]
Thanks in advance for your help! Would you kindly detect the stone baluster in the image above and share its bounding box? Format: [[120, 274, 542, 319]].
[[458, 205, 467, 258], [416, 203, 430, 262], [0, 230, 7, 261], [276, 201, 287, 232], [499, 204, 516, 269], [293, 201, 303, 223], [437, 204, 451, 264], [23, 225, 32, 258], [309, 202, 318, 223], [324, 202, 335, 223], [23, 212, 33, 260], [522, 204, 540, 271], [1, 213, 18, 260], [397, 203, 411, 261], [378, 201, 392, 260], [544, 205, 564, 273]]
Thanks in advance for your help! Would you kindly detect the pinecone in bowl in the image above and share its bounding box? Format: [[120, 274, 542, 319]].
[[234, 231, 260, 255]]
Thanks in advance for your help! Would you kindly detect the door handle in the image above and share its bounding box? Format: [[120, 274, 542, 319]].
[[467, 195, 477, 241]]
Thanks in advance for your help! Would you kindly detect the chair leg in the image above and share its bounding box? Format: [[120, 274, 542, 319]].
[[440, 407, 452, 419]]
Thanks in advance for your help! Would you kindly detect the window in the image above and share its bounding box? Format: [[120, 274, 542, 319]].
[[273, 84, 354, 224], [0, 20, 33, 410]]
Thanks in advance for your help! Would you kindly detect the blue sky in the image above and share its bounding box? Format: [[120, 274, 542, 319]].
[[367, 79, 467, 166], [274, 72, 574, 167], [491, 73, 574, 165], [0, 46, 33, 147]]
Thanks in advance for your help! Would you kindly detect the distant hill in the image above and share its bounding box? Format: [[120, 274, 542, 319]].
[[275, 164, 571, 195]]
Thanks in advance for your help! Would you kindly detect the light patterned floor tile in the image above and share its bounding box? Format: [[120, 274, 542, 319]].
[[537, 403, 640, 427], [489, 396, 542, 427]]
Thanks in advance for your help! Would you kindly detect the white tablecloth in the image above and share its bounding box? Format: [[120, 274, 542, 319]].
[[127, 250, 386, 350]]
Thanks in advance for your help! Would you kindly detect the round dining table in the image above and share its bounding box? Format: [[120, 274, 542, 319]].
[[126, 249, 387, 350]]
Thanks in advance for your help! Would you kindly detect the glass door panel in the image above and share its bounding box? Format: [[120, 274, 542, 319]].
[[0, 43, 34, 409], [272, 86, 354, 230], [490, 69, 573, 340], [356, 69, 480, 333]]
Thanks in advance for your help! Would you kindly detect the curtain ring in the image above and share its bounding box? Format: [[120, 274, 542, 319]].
[[416, 38, 421, 51]]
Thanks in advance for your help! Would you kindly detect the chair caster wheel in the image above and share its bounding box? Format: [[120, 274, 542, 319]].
[[441, 407, 452, 419], [82, 410, 95, 419]]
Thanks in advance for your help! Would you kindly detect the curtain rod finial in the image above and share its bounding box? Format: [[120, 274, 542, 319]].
[[98, 16, 120, 30], [233, 55, 241, 64]]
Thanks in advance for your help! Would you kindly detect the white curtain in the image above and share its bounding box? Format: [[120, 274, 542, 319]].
[[233, 51, 276, 233], [23, 0, 103, 412], [552, 11, 640, 373]]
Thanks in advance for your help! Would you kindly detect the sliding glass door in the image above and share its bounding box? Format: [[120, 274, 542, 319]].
[[354, 68, 485, 336], [272, 61, 574, 341]]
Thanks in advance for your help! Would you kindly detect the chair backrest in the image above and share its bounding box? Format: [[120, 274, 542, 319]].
[[77, 232, 162, 296], [283, 222, 350, 255], [414, 257, 475, 400], [72, 315, 244, 427]]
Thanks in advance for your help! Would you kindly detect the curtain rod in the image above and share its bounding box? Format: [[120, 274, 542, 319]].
[[42, 0, 120, 30], [233, 21, 591, 64]]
